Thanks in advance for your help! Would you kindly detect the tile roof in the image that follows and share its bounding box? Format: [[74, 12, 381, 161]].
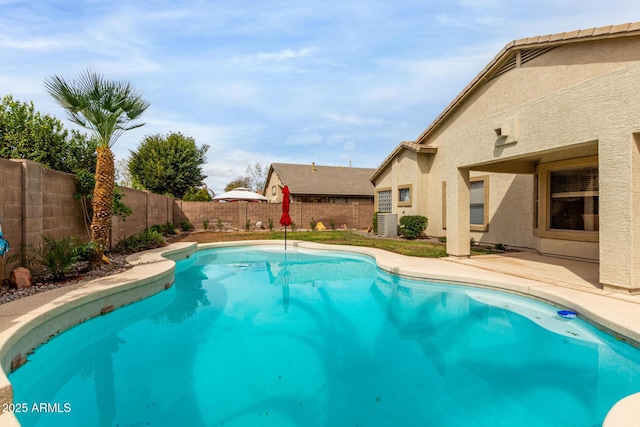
[[270, 163, 376, 197], [415, 21, 640, 145]]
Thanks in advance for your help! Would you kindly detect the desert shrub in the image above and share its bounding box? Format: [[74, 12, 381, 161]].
[[329, 220, 336, 230], [203, 219, 210, 230], [217, 219, 224, 232], [150, 222, 177, 236], [398, 215, 428, 240], [245, 218, 251, 231], [8, 235, 84, 281], [268, 218, 274, 231], [74, 241, 97, 261], [310, 218, 317, 231], [372, 211, 381, 234], [113, 229, 166, 255], [180, 220, 193, 231]]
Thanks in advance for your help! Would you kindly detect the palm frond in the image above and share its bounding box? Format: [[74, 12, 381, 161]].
[[44, 69, 150, 148]]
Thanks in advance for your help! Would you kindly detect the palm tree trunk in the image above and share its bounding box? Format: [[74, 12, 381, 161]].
[[92, 146, 115, 252]]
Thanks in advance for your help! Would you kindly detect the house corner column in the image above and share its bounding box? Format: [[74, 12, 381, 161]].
[[446, 167, 470, 257], [600, 134, 640, 293]]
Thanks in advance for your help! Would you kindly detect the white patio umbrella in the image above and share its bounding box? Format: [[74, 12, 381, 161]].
[[212, 187, 268, 202]]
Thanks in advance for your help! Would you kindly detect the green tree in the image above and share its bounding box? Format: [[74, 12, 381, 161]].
[[182, 186, 213, 201], [128, 131, 208, 198], [44, 70, 149, 254], [0, 94, 96, 173], [224, 177, 251, 192]]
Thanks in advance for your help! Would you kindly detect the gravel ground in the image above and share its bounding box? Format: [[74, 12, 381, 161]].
[[0, 253, 132, 305]]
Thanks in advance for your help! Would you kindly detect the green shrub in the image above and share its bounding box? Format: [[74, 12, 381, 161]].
[[245, 218, 251, 231], [372, 211, 381, 234], [329, 219, 336, 230], [182, 187, 212, 202], [398, 215, 428, 240], [180, 220, 193, 231], [150, 222, 177, 236], [75, 241, 97, 261], [203, 219, 210, 230], [268, 218, 274, 231], [310, 218, 317, 231], [163, 222, 176, 235], [217, 219, 224, 232], [495, 243, 506, 251], [8, 235, 84, 281], [291, 221, 297, 231], [113, 229, 166, 255]]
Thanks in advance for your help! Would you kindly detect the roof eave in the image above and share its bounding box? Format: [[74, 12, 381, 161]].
[[415, 21, 640, 145], [370, 142, 437, 183]]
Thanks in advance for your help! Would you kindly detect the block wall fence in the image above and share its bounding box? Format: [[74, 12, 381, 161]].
[[0, 158, 374, 278]]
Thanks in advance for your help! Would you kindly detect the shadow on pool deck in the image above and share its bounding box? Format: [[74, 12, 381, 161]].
[[446, 251, 601, 292]]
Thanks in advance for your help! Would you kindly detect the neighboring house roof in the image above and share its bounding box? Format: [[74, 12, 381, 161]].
[[267, 163, 376, 197], [415, 21, 640, 145]]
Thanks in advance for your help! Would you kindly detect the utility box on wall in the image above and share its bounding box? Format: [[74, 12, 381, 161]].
[[377, 213, 397, 237]]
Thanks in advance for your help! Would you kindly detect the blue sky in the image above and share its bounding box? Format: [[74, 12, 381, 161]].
[[3, 0, 640, 194]]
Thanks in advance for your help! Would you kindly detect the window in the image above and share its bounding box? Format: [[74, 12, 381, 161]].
[[377, 189, 392, 213], [534, 156, 598, 243], [441, 177, 488, 231], [398, 184, 412, 207], [550, 167, 598, 231], [272, 185, 277, 195], [470, 181, 485, 225]]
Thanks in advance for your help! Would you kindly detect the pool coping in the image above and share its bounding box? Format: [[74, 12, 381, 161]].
[[0, 240, 639, 426]]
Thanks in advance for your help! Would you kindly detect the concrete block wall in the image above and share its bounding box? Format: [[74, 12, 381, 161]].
[[0, 157, 373, 280], [177, 201, 374, 232], [41, 168, 86, 241], [0, 159, 23, 262], [111, 187, 174, 244]]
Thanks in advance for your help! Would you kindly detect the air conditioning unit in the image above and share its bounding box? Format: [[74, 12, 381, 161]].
[[377, 213, 397, 237]]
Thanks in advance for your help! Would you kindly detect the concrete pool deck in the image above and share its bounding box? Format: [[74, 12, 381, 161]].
[[0, 240, 638, 426]]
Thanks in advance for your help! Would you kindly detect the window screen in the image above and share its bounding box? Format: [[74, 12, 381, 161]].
[[470, 181, 485, 225]]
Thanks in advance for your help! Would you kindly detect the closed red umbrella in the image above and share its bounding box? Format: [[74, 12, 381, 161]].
[[280, 186, 292, 249]]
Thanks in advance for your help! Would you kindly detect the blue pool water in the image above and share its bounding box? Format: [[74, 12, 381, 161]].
[[9, 246, 640, 426]]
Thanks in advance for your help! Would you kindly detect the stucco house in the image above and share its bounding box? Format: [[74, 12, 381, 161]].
[[264, 162, 376, 204], [371, 22, 640, 293]]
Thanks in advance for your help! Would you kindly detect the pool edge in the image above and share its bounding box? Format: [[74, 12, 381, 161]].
[[0, 242, 197, 426], [2, 239, 639, 426]]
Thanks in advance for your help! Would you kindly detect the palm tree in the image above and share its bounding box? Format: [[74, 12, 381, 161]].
[[44, 70, 149, 257]]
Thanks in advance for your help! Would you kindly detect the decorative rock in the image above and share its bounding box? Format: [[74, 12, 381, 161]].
[[9, 267, 33, 289]]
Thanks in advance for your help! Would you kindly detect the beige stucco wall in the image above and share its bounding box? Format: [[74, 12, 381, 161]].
[[374, 34, 640, 291], [264, 173, 284, 203], [373, 149, 431, 221], [436, 37, 640, 138]]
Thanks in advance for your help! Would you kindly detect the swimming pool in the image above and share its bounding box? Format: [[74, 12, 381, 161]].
[[9, 245, 640, 426]]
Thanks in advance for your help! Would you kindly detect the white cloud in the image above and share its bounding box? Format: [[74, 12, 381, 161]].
[[5, 0, 640, 194], [285, 132, 323, 146], [251, 48, 316, 62]]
